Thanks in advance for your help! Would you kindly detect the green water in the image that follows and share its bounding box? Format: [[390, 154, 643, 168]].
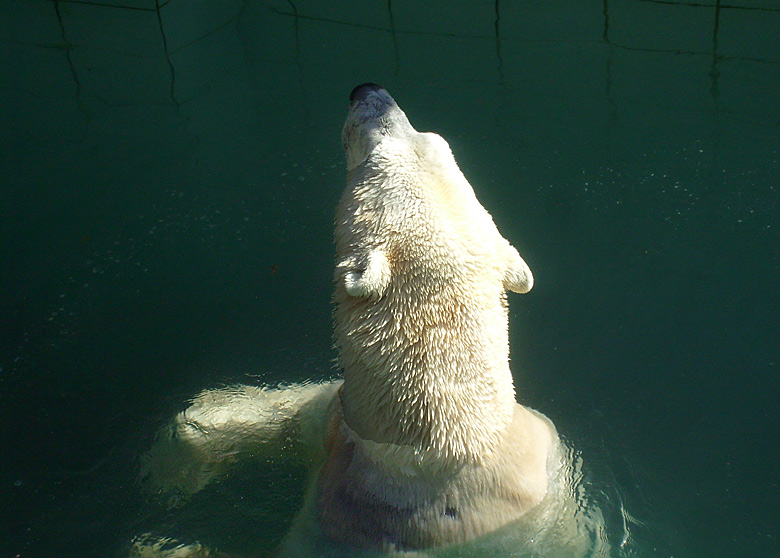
[[1, 1, 778, 557]]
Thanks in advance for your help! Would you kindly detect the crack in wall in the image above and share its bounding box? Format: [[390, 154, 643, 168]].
[[52, 0, 93, 136], [636, 0, 780, 13], [10, 0, 776, 119], [603, 0, 618, 139], [155, 0, 179, 109], [709, 0, 722, 100], [284, 0, 312, 121], [494, 0, 505, 87], [286, 0, 302, 73], [46, 0, 157, 12], [708, 0, 723, 171], [53, 1, 81, 97], [266, 3, 779, 65], [387, 0, 400, 79]]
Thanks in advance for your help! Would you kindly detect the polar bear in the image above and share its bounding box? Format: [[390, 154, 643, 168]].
[[133, 84, 603, 557]]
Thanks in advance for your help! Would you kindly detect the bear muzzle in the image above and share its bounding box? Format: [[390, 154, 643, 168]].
[[350, 82, 384, 103]]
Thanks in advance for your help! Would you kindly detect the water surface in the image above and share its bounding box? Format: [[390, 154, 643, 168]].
[[1, 1, 778, 557]]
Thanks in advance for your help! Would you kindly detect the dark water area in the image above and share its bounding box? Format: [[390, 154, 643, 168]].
[[1, 1, 778, 557]]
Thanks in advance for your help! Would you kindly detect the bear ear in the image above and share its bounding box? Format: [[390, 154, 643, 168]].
[[342, 250, 391, 299], [503, 245, 534, 294]]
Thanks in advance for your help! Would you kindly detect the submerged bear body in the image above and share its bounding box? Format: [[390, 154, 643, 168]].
[[317, 401, 557, 551], [323, 83, 554, 550], [130, 85, 602, 558]]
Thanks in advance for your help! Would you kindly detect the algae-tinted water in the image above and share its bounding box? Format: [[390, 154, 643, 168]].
[[1, 1, 778, 557]]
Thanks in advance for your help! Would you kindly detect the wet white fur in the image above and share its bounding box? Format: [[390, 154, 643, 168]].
[[334, 86, 535, 465], [132, 87, 602, 557]]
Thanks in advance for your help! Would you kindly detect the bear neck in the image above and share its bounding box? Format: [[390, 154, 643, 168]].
[[334, 301, 518, 465], [338, 359, 517, 465]]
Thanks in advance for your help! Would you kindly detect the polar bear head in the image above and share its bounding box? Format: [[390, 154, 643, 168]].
[[342, 83, 416, 171], [334, 84, 534, 462]]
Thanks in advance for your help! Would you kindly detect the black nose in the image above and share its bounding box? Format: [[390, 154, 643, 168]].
[[350, 83, 383, 103]]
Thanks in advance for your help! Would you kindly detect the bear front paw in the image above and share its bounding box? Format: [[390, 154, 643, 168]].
[[137, 419, 231, 503]]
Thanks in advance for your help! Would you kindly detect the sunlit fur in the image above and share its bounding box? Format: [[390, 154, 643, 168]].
[[334, 85, 535, 464], [319, 84, 549, 549], [132, 86, 597, 557]]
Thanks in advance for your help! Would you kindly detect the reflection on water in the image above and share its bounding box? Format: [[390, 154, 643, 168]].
[[123, 432, 664, 557], [426, 443, 616, 558], [417, 441, 675, 558], [2, 0, 778, 556]]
